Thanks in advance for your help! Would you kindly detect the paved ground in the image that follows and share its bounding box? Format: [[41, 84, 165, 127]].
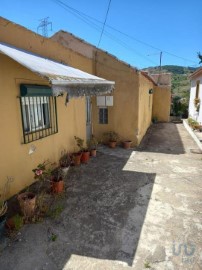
[[0, 123, 202, 270]]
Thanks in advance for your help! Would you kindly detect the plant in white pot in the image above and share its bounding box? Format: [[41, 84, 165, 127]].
[[59, 150, 72, 176]]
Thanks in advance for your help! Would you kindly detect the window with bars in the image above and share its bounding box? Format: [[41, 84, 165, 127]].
[[99, 107, 108, 124], [19, 84, 58, 144]]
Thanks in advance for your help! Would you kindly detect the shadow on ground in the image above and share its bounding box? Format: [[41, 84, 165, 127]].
[[138, 123, 185, 154], [0, 149, 155, 269], [52, 151, 156, 268]]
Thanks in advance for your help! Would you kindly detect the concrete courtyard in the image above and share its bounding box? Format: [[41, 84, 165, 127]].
[[0, 123, 201, 270]]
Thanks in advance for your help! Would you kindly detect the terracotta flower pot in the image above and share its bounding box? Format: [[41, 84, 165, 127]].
[[52, 179, 64, 193], [90, 149, 97, 157], [81, 151, 90, 163], [123, 141, 132, 149], [18, 192, 36, 218], [73, 152, 82, 166], [109, 141, 117, 148]]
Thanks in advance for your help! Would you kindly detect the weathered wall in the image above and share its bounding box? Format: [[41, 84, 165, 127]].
[[52, 31, 95, 59], [152, 86, 171, 122], [0, 54, 86, 198], [0, 17, 93, 73], [137, 73, 153, 144], [0, 17, 93, 198], [92, 51, 140, 145]]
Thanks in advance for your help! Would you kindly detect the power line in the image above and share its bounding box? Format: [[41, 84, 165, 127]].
[[37, 17, 52, 37], [51, 0, 158, 67], [97, 0, 112, 48], [51, 0, 198, 65]]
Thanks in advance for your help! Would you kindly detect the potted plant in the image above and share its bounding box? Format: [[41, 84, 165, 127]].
[[87, 135, 98, 157], [0, 177, 13, 237], [122, 140, 132, 149], [103, 131, 119, 148], [74, 136, 90, 164], [72, 136, 83, 166], [59, 150, 71, 175], [6, 214, 23, 231], [194, 98, 200, 108], [18, 161, 51, 219], [18, 192, 36, 219], [51, 168, 64, 194]]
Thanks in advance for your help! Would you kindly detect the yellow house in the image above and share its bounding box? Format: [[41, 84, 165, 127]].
[[0, 17, 171, 198], [0, 17, 114, 198], [52, 31, 171, 145]]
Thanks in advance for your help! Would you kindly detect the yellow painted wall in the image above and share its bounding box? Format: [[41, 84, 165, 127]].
[[0, 17, 93, 73], [92, 51, 140, 145], [0, 17, 93, 198], [152, 86, 171, 122], [51, 31, 163, 147], [137, 73, 154, 145]]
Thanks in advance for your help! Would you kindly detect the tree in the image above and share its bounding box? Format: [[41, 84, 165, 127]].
[[197, 52, 202, 64]]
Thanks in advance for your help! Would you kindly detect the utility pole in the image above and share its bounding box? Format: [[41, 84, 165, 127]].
[[37, 17, 52, 37], [159, 51, 162, 72]]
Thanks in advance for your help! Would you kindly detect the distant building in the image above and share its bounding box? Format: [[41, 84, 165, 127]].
[[189, 67, 202, 123]]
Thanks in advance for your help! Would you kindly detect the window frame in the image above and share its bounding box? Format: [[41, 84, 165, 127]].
[[99, 107, 108, 124], [19, 84, 58, 144]]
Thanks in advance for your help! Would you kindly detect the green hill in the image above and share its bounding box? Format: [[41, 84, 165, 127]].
[[143, 65, 197, 98], [143, 65, 198, 117]]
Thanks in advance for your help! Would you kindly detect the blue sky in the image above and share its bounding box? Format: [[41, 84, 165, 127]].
[[1, 0, 201, 69]]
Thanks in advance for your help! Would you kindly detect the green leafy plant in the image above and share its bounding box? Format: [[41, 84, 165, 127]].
[[103, 131, 119, 142], [144, 261, 151, 268], [74, 136, 84, 151], [50, 233, 57, 241], [47, 203, 64, 219], [51, 167, 63, 182], [13, 214, 23, 231], [87, 135, 98, 150], [188, 117, 199, 129], [32, 160, 54, 181], [59, 150, 72, 168]]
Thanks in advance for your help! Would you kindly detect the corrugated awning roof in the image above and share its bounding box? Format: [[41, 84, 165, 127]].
[[0, 42, 115, 102]]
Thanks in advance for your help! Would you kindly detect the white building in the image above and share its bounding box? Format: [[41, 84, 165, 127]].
[[189, 67, 202, 124]]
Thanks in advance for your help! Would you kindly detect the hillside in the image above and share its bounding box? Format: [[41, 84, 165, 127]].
[[143, 65, 197, 99], [143, 65, 198, 117]]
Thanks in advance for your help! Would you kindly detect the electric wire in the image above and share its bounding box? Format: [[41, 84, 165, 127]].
[[51, 0, 158, 67], [97, 0, 112, 48], [51, 0, 198, 66]]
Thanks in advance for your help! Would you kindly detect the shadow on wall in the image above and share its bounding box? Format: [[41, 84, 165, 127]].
[[138, 122, 185, 154]]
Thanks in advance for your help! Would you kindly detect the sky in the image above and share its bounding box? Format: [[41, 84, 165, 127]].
[[0, 0, 201, 69]]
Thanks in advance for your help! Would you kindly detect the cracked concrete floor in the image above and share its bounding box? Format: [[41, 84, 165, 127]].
[[0, 123, 201, 270]]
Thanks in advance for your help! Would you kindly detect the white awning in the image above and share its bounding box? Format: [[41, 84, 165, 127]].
[[0, 42, 115, 102]]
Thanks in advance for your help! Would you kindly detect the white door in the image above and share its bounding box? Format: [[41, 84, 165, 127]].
[[86, 96, 92, 140]]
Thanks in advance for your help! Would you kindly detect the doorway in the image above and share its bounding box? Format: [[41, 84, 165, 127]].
[[86, 96, 92, 140]]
